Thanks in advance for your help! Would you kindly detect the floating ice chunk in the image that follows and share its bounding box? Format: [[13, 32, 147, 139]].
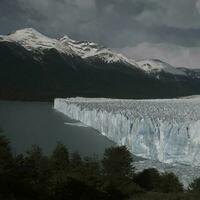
[[64, 122, 89, 128]]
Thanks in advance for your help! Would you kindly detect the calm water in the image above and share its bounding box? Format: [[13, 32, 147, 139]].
[[0, 101, 113, 156]]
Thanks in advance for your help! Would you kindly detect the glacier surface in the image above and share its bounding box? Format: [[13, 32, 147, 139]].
[[54, 97, 200, 166]]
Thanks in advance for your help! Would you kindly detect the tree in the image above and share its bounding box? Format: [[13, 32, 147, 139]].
[[84, 155, 100, 176], [70, 151, 82, 168], [159, 172, 183, 193], [189, 177, 200, 193], [135, 169, 183, 193], [0, 134, 13, 164], [0, 134, 15, 196], [134, 168, 161, 191], [50, 142, 69, 172], [102, 146, 134, 178], [25, 145, 49, 179], [49, 176, 106, 200], [23, 145, 49, 199]]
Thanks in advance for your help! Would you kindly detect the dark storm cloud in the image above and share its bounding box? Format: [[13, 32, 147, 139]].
[[0, 0, 24, 33], [95, 0, 158, 17], [92, 0, 200, 47], [119, 43, 200, 69], [1, 0, 200, 67], [1, 0, 200, 46]]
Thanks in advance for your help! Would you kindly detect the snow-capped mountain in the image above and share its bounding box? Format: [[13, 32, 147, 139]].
[[60, 35, 136, 65], [0, 28, 73, 55], [0, 28, 200, 100], [1, 28, 136, 66], [0, 28, 189, 75]]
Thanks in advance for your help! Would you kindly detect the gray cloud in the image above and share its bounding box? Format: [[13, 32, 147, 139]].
[[119, 43, 200, 69], [136, 0, 200, 29], [1, 0, 200, 68], [95, 0, 158, 17]]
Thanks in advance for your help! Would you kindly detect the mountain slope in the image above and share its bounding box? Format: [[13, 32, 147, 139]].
[[136, 59, 186, 76], [0, 28, 200, 100]]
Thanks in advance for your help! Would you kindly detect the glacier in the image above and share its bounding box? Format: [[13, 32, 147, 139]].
[[54, 97, 200, 167]]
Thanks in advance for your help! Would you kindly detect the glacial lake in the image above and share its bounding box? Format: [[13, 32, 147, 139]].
[[0, 101, 113, 156]]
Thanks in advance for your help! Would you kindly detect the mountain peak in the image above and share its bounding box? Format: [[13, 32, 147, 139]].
[[4, 28, 72, 53], [60, 35, 71, 41], [13, 27, 40, 34], [136, 59, 186, 76], [9, 28, 46, 40]]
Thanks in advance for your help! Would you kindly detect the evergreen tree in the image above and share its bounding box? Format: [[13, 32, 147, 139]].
[[159, 172, 183, 193], [25, 145, 49, 180], [70, 151, 82, 168], [84, 155, 100, 177], [23, 145, 49, 199], [102, 146, 134, 178], [189, 177, 200, 193], [0, 134, 15, 197], [50, 142, 69, 172], [134, 168, 161, 191]]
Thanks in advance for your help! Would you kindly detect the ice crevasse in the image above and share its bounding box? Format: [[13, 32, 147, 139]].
[[54, 97, 200, 166]]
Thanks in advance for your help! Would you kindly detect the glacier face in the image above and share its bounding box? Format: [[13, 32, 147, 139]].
[[54, 97, 200, 166]]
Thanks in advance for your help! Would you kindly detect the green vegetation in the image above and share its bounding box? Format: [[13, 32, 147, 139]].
[[0, 134, 200, 200]]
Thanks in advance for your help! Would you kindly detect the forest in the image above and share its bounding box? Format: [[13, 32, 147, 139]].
[[1, 133, 200, 200]]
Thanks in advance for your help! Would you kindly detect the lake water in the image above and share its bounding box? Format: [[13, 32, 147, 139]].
[[0, 101, 113, 156]]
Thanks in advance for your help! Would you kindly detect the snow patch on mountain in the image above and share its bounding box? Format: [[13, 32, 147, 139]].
[[60, 35, 137, 65], [136, 59, 186, 76], [3, 28, 74, 55]]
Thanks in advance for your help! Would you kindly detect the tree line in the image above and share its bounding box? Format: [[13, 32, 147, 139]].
[[0, 134, 200, 200]]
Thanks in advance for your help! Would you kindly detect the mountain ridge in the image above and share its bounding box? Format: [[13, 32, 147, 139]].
[[0, 28, 200, 101], [0, 28, 189, 75]]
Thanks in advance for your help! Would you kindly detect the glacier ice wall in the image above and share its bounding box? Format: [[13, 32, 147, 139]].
[[54, 97, 200, 166]]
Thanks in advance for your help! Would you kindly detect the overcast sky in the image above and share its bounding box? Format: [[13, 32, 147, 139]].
[[1, 0, 200, 68]]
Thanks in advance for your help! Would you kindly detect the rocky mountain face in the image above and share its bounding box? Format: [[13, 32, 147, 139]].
[[0, 28, 200, 100]]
